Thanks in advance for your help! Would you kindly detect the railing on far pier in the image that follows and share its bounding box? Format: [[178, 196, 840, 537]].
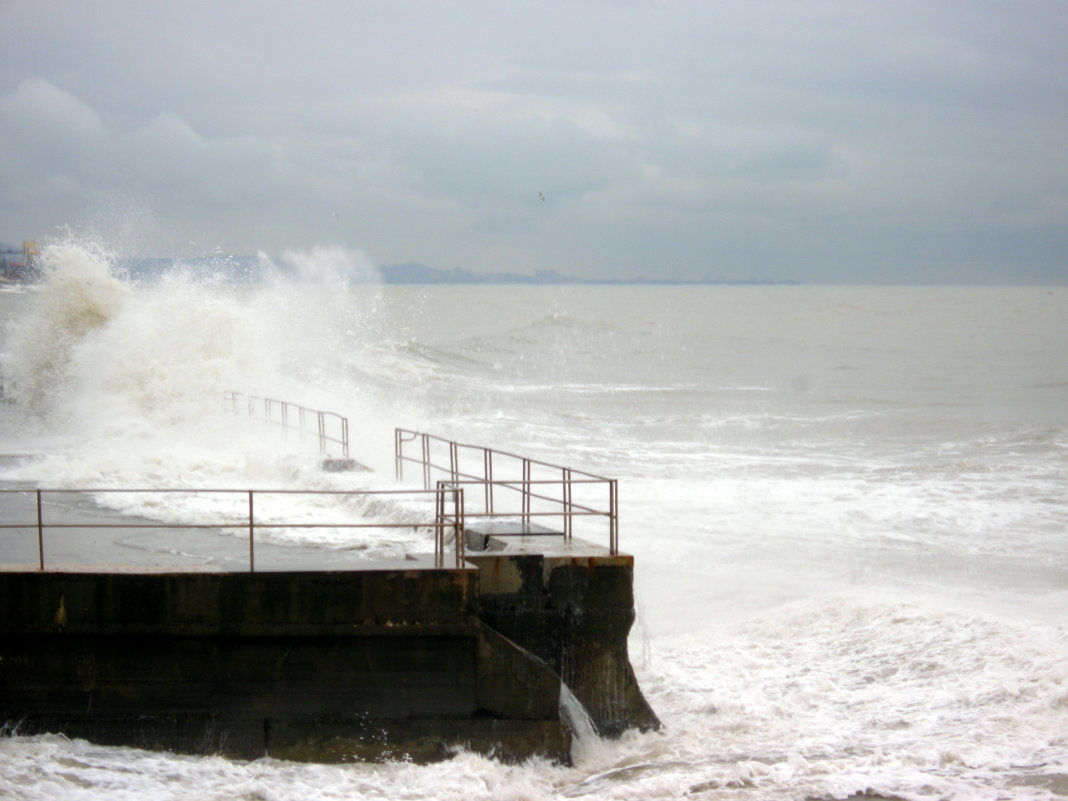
[[225, 391, 349, 458], [394, 429, 619, 555], [0, 486, 465, 572]]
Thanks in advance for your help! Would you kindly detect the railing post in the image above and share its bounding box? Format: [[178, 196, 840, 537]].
[[395, 429, 402, 480], [609, 479, 618, 555], [454, 486, 465, 569], [421, 434, 431, 491], [341, 417, 349, 458], [449, 441, 458, 486], [36, 489, 44, 571], [317, 412, 326, 455], [522, 458, 531, 524], [563, 467, 572, 541], [248, 490, 255, 572], [434, 481, 444, 569], [483, 448, 493, 514]]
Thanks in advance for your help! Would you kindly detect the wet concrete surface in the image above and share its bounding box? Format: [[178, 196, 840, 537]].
[[0, 487, 432, 573]]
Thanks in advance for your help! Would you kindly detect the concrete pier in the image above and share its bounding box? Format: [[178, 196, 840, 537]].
[[0, 562, 570, 762], [0, 530, 657, 763]]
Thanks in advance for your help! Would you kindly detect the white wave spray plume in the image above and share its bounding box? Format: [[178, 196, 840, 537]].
[[2, 240, 402, 496], [8, 242, 130, 417]]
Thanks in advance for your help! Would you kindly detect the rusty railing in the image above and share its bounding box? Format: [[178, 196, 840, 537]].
[[394, 429, 618, 554], [0, 486, 465, 571], [225, 391, 349, 458]]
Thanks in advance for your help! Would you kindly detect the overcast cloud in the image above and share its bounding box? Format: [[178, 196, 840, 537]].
[[1, 0, 1065, 282]]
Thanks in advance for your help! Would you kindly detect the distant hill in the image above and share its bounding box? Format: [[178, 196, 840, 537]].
[[380, 263, 581, 285], [379, 262, 795, 286], [2, 248, 792, 286]]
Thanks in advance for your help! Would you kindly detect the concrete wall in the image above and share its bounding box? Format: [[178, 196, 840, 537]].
[[0, 537, 659, 762], [0, 568, 570, 763]]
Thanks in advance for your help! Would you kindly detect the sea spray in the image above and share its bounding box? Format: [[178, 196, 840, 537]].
[[0, 241, 413, 551], [8, 242, 129, 416], [268, 245, 381, 285], [5, 243, 400, 444]]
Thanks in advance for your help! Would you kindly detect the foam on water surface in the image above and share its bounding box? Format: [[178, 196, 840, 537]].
[[1, 593, 1065, 800]]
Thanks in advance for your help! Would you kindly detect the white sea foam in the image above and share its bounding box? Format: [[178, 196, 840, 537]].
[[1, 596, 1064, 800]]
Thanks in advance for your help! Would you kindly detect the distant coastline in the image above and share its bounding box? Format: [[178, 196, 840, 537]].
[[144, 255, 793, 286], [1, 245, 794, 286], [377, 263, 796, 286]]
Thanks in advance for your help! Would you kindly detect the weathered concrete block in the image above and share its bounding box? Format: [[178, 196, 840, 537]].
[[465, 537, 660, 736]]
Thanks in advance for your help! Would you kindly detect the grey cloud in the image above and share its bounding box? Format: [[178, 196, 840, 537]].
[[1, 0, 1065, 282], [0, 79, 108, 179]]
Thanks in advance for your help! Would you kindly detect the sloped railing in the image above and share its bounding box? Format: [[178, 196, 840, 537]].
[[394, 429, 619, 555], [225, 391, 349, 458]]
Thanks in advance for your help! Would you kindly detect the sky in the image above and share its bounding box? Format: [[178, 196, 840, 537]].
[[1, 0, 1065, 283]]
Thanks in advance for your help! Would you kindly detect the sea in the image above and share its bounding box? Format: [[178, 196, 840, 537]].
[[0, 242, 1066, 801]]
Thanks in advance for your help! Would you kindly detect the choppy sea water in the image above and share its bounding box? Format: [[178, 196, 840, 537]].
[[0, 244, 1066, 800]]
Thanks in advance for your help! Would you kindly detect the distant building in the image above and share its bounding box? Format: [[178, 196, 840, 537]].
[[1, 241, 40, 282]]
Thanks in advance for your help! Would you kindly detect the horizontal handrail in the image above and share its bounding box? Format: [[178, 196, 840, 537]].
[[224, 391, 349, 458], [0, 487, 465, 572], [395, 429, 619, 554]]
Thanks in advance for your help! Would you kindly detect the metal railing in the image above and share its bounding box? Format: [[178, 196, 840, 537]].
[[0, 487, 465, 571], [225, 392, 349, 458], [394, 429, 619, 554]]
